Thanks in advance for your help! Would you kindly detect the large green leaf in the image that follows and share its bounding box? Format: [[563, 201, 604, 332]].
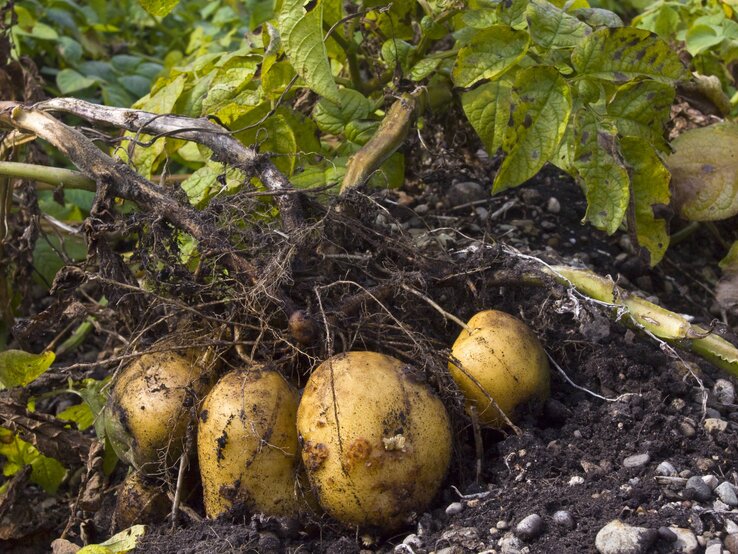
[[137, 0, 179, 17], [607, 80, 674, 152], [572, 109, 629, 234], [452, 26, 529, 88], [621, 137, 671, 265], [0, 428, 66, 494], [461, 79, 514, 157], [200, 53, 260, 114], [0, 350, 55, 388], [494, 66, 572, 191], [313, 89, 373, 135], [277, 0, 340, 104], [56, 69, 98, 94], [571, 27, 687, 83], [527, 0, 590, 49]]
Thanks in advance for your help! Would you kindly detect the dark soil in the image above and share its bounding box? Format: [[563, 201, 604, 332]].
[[125, 169, 738, 554]]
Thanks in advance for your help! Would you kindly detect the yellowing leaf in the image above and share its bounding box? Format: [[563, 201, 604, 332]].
[[572, 109, 629, 234], [527, 0, 590, 49], [572, 27, 687, 83], [0, 428, 66, 494], [461, 79, 514, 157], [494, 66, 572, 191], [607, 80, 674, 151], [621, 137, 671, 265], [277, 0, 340, 104], [78, 525, 146, 554], [137, 0, 179, 17], [452, 26, 529, 88], [0, 350, 55, 388]]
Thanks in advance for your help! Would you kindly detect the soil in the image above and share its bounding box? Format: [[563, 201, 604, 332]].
[[4, 116, 738, 554]]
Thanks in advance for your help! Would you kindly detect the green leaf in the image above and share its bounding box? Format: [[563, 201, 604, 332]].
[[313, 89, 373, 135], [572, 8, 624, 28], [572, 109, 629, 234], [0, 350, 55, 388], [632, 5, 679, 38], [368, 152, 405, 189], [137, 0, 179, 17], [462, 79, 514, 157], [720, 241, 738, 271], [292, 158, 346, 189], [78, 525, 146, 554], [56, 69, 98, 94], [527, 0, 590, 49], [201, 54, 260, 114], [494, 66, 572, 191], [498, 0, 530, 28], [381, 39, 414, 73], [277, 0, 341, 104], [571, 27, 687, 83], [409, 58, 442, 81], [621, 137, 671, 265], [180, 163, 246, 208], [58, 403, 95, 431], [33, 235, 88, 288], [607, 80, 674, 151], [0, 428, 66, 494], [452, 26, 529, 88], [685, 24, 725, 56]]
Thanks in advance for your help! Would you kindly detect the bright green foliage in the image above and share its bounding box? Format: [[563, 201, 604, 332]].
[[452, 26, 530, 87], [0, 428, 66, 494], [138, 0, 180, 17], [0, 350, 54, 388], [461, 79, 514, 158]]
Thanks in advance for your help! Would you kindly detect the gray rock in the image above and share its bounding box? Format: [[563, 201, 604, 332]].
[[670, 527, 699, 553], [714, 378, 736, 405], [402, 534, 423, 549], [685, 476, 713, 502], [705, 418, 729, 433], [726, 533, 738, 554], [515, 514, 544, 541], [497, 520, 511, 530], [552, 510, 575, 530], [679, 421, 696, 437], [445, 502, 465, 516], [440, 527, 482, 551], [447, 181, 485, 207], [499, 533, 525, 554], [717, 482, 738, 507], [726, 519, 738, 534], [656, 461, 678, 476], [547, 197, 561, 213], [704, 542, 723, 554], [435, 547, 464, 554], [658, 527, 677, 542], [623, 453, 650, 469], [595, 520, 657, 554], [703, 474, 720, 489], [414, 203, 429, 215]]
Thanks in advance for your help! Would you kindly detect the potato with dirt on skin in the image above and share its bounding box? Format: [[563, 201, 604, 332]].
[[449, 310, 550, 429], [297, 351, 452, 531], [113, 471, 170, 531], [103, 351, 213, 473], [197, 369, 302, 518]]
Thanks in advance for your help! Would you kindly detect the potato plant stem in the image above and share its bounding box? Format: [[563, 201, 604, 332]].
[[0, 161, 96, 191]]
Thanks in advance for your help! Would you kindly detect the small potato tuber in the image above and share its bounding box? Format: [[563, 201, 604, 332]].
[[297, 351, 452, 531], [197, 370, 302, 518], [113, 472, 169, 531], [449, 310, 550, 429], [103, 351, 212, 473]]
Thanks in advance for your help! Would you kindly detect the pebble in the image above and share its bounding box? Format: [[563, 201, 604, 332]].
[[656, 461, 678, 476], [679, 421, 696, 437], [595, 520, 657, 554], [705, 543, 723, 554], [547, 197, 561, 213], [414, 203, 429, 215], [552, 510, 575, 530], [726, 520, 738, 534], [705, 418, 729, 433], [435, 547, 464, 554], [402, 534, 423, 549], [515, 514, 544, 541], [714, 378, 736, 405], [445, 502, 464, 516], [726, 533, 738, 554], [717, 482, 738, 507], [669, 527, 699, 553], [703, 475, 720, 490], [685, 476, 713, 502], [498, 533, 525, 554], [440, 527, 481, 550], [658, 527, 677, 542], [497, 520, 511, 530], [569, 476, 585, 486], [623, 453, 650, 469], [447, 181, 485, 207]]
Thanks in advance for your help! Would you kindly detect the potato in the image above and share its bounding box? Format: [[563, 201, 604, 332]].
[[104, 351, 212, 473], [297, 351, 452, 531], [197, 370, 301, 518], [113, 472, 169, 531], [449, 310, 550, 428]]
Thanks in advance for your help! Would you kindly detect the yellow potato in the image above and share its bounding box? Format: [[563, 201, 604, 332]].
[[449, 310, 550, 428], [113, 472, 169, 531], [104, 351, 212, 473], [297, 351, 452, 531], [198, 370, 301, 518]]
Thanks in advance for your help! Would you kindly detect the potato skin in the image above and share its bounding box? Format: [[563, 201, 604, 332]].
[[104, 352, 212, 473], [449, 310, 550, 428], [113, 472, 169, 531], [198, 370, 300, 518], [297, 352, 452, 531]]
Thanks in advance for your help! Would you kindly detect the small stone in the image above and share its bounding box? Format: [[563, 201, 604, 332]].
[[257, 532, 281, 554], [435, 547, 464, 554], [499, 533, 525, 554], [447, 181, 485, 207], [714, 499, 731, 512], [445, 502, 465, 516], [726, 519, 738, 534], [705, 418, 729, 433], [441, 527, 480, 550], [552, 510, 575, 530], [569, 476, 585, 486], [726, 533, 738, 554], [717, 482, 738, 507], [623, 453, 650, 469], [547, 197, 561, 213], [670, 527, 699, 553], [414, 203, 429, 215], [685, 476, 713, 502], [475, 207, 489, 220], [515, 514, 544, 541], [703, 475, 720, 489], [714, 379, 736, 405], [656, 461, 678, 476], [680, 421, 696, 437], [497, 520, 511, 530], [658, 527, 677, 542], [705, 543, 723, 554], [595, 520, 657, 554], [402, 534, 422, 549]]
